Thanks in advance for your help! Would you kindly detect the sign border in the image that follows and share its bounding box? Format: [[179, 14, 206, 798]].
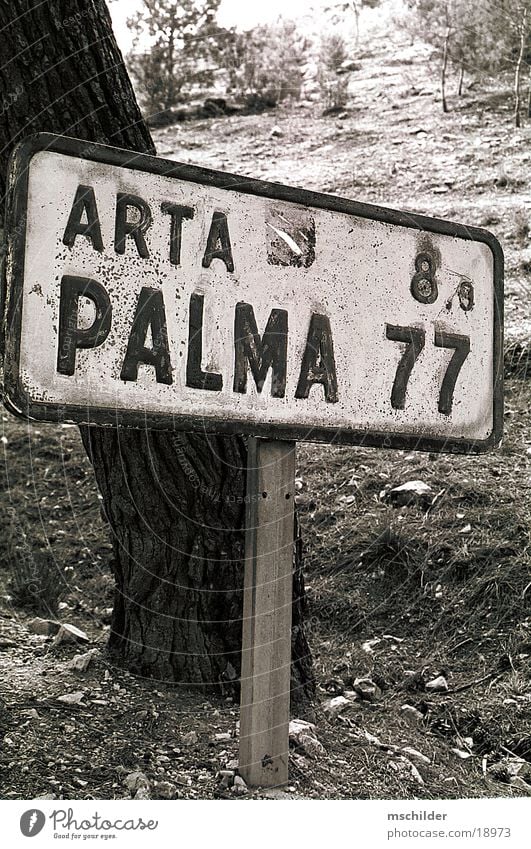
[[2, 132, 504, 454]]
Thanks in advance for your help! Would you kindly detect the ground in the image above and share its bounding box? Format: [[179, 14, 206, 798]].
[[0, 9, 530, 800]]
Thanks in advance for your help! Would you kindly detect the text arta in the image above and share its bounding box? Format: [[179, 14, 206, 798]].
[[57, 185, 338, 402]]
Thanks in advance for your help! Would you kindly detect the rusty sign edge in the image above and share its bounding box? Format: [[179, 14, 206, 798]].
[[2, 132, 504, 455]]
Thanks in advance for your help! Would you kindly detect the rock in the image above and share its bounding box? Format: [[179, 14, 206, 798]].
[[213, 732, 232, 742], [22, 709, 40, 720], [28, 617, 60, 637], [56, 691, 86, 706], [402, 746, 431, 764], [154, 780, 179, 799], [65, 649, 98, 672], [218, 769, 235, 789], [231, 775, 248, 795], [53, 624, 89, 646], [425, 675, 448, 692], [362, 638, 381, 653], [382, 480, 434, 508], [322, 694, 357, 717], [353, 677, 381, 701], [269, 125, 283, 138], [0, 637, 17, 648], [451, 748, 473, 759], [400, 704, 424, 724], [510, 776, 531, 795], [405, 759, 425, 785], [182, 731, 198, 745], [289, 719, 325, 758], [124, 771, 150, 797]]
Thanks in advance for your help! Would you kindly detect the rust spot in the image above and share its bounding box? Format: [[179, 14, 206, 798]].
[[266, 207, 315, 268], [458, 280, 474, 311]]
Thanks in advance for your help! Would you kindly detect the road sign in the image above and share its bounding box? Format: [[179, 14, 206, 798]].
[[3, 133, 503, 453]]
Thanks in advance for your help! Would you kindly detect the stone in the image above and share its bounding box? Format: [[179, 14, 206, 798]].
[[182, 730, 198, 745], [322, 694, 356, 717], [213, 732, 232, 742], [400, 704, 424, 724], [425, 675, 448, 692], [28, 618, 60, 637], [231, 775, 248, 795], [65, 649, 98, 672], [269, 126, 283, 138], [56, 691, 86, 705], [154, 780, 178, 799], [53, 624, 89, 646], [289, 719, 325, 758], [124, 771, 150, 795], [22, 709, 40, 720], [353, 677, 381, 701], [401, 746, 431, 764], [382, 480, 434, 509]]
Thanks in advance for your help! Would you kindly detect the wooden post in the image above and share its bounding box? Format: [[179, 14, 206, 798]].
[[239, 437, 295, 787]]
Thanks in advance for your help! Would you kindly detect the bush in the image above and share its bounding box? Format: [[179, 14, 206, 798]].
[[221, 20, 310, 108], [6, 511, 61, 616], [318, 32, 352, 112]]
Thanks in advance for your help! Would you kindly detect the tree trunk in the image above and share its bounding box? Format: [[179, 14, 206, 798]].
[[0, 0, 314, 706], [514, 9, 528, 128], [457, 61, 464, 97], [441, 27, 450, 113]]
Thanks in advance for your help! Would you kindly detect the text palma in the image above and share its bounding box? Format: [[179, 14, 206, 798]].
[[57, 185, 338, 402]]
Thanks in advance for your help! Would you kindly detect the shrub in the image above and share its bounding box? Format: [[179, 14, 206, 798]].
[[318, 32, 352, 112]]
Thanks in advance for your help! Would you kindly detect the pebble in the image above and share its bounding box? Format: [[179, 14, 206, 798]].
[[400, 704, 424, 724], [425, 675, 448, 692], [182, 731, 198, 745], [53, 624, 89, 646], [28, 618, 60, 637]]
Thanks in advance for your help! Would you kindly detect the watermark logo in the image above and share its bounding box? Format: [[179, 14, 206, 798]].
[[20, 810, 46, 837]]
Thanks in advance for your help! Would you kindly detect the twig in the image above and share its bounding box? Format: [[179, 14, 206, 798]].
[[449, 671, 498, 694]]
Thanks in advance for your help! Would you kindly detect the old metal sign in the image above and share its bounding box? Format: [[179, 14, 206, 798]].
[[2, 134, 503, 452]]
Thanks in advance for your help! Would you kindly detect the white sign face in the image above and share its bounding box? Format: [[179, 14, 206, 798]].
[[3, 135, 503, 453]]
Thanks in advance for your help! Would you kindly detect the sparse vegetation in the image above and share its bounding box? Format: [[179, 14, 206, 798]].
[[318, 32, 352, 112]]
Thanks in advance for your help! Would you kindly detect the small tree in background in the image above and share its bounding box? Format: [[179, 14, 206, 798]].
[[127, 0, 222, 115], [405, 0, 531, 125], [318, 32, 351, 111], [220, 19, 310, 108]]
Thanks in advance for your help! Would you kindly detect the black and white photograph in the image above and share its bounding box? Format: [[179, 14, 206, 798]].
[[0, 0, 529, 838]]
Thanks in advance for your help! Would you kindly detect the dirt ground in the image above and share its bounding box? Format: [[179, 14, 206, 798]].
[[1, 9, 530, 800]]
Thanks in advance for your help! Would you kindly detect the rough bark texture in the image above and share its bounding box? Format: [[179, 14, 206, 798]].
[[514, 9, 527, 129], [0, 0, 314, 704], [440, 27, 449, 114]]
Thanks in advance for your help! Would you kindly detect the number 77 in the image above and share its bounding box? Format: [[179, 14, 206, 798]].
[[386, 324, 470, 415]]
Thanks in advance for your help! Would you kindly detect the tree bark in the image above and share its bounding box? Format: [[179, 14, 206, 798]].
[[441, 26, 450, 113], [0, 0, 314, 705], [514, 8, 528, 128], [457, 61, 464, 97]]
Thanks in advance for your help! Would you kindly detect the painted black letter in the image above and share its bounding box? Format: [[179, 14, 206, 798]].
[[295, 313, 338, 403], [57, 275, 111, 375], [202, 212, 234, 272], [186, 293, 223, 391], [115, 193, 152, 258], [62, 185, 104, 252], [161, 202, 194, 266], [120, 287, 172, 384], [233, 302, 288, 397]]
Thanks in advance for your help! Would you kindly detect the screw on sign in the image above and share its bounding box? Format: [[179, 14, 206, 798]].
[[2, 133, 503, 787]]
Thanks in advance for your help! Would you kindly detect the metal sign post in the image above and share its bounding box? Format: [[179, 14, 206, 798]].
[[2, 133, 504, 789]]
